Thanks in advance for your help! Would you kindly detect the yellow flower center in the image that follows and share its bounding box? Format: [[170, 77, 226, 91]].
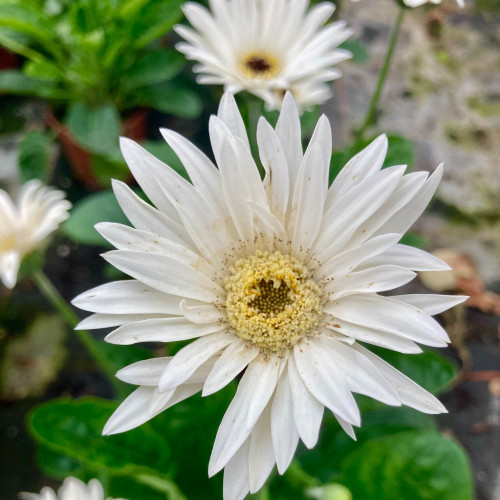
[[239, 51, 280, 80], [225, 251, 323, 352]]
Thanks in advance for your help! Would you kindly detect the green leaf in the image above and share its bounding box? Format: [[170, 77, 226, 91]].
[[370, 347, 458, 395], [0, 69, 68, 99], [384, 134, 414, 168], [400, 231, 429, 249], [23, 59, 62, 82], [135, 83, 202, 119], [338, 431, 473, 500], [37, 445, 84, 479], [340, 40, 370, 64], [28, 397, 171, 475], [65, 102, 121, 156], [62, 190, 129, 246], [123, 50, 185, 92], [18, 130, 54, 182]]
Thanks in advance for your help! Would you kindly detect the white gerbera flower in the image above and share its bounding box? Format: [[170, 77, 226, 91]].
[[0, 181, 71, 289], [73, 93, 466, 500], [19, 477, 124, 500], [175, 0, 352, 110]]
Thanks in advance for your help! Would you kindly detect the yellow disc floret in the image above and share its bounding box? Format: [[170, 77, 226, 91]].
[[239, 51, 280, 80], [225, 251, 322, 352]]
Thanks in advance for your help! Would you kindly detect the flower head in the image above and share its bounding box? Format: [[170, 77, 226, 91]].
[[175, 0, 352, 110], [351, 0, 464, 7], [73, 93, 466, 500], [19, 477, 124, 500], [0, 181, 71, 289]]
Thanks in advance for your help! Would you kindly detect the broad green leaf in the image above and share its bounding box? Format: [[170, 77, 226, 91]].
[[383, 134, 414, 168], [91, 153, 130, 187], [340, 40, 370, 64], [400, 232, 429, 249], [28, 397, 171, 475], [109, 476, 174, 500], [24, 59, 62, 82], [370, 347, 458, 395], [0, 69, 68, 98], [123, 50, 185, 92], [66, 102, 121, 156], [18, 130, 54, 182], [135, 83, 202, 119], [338, 431, 473, 500], [37, 445, 84, 479], [62, 190, 129, 246]]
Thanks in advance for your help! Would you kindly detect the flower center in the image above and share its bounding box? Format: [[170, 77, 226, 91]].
[[239, 51, 280, 80], [225, 251, 322, 352]]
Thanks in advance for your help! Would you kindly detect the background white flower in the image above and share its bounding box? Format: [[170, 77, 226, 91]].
[[19, 477, 124, 500], [73, 93, 466, 500], [0, 181, 71, 289], [175, 0, 352, 110], [351, 0, 464, 7]]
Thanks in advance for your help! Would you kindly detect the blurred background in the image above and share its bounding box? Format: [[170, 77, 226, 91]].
[[0, 0, 499, 499]]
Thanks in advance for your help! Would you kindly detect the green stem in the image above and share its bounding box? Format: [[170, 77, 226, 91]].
[[355, 6, 406, 143], [32, 269, 124, 397]]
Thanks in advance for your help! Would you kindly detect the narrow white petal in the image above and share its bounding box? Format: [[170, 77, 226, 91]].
[[352, 344, 448, 414], [223, 440, 250, 500], [102, 250, 224, 303], [159, 332, 232, 391], [334, 414, 356, 440], [72, 280, 182, 315], [305, 114, 332, 195], [249, 404, 276, 493], [271, 371, 300, 474], [359, 244, 451, 272], [391, 294, 468, 315], [318, 336, 401, 406], [324, 294, 450, 347], [324, 265, 416, 300], [203, 339, 260, 396], [218, 93, 250, 151], [103, 386, 155, 435], [105, 317, 225, 345], [287, 356, 324, 448], [180, 299, 225, 324], [75, 313, 167, 330], [116, 357, 171, 386], [294, 340, 361, 426], [0, 251, 20, 289]]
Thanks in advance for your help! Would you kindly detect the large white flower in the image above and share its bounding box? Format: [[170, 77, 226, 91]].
[[0, 181, 71, 289], [73, 93, 466, 500], [19, 477, 123, 500], [175, 0, 352, 110]]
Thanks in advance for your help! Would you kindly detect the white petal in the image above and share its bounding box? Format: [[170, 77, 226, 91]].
[[305, 114, 332, 195], [116, 357, 171, 386], [290, 144, 325, 254], [375, 163, 443, 235], [324, 294, 450, 347], [159, 332, 232, 391], [351, 344, 447, 414], [180, 299, 225, 324], [391, 294, 468, 315], [276, 92, 303, 187], [218, 93, 250, 151], [103, 250, 224, 303], [76, 313, 167, 330], [203, 339, 260, 396], [359, 244, 451, 272], [325, 134, 388, 210], [316, 233, 401, 280], [149, 382, 204, 417], [105, 317, 225, 345], [287, 356, 324, 448], [294, 339, 360, 425], [318, 336, 401, 406], [0, 250, 20, 289], [249, 404, 276, 493], [323, 319, 423, 354], [103, 386, 155, 435], [334, 414, 356, 440], [72, 280, 182, 315], [223, 439, 250, 500], [271, 371, 300, 474], [324, 265, 416, 300]]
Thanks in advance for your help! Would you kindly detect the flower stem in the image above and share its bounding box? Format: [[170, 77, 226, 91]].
[[354, 6, 406, 143], [32, 269, 124, 397]]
